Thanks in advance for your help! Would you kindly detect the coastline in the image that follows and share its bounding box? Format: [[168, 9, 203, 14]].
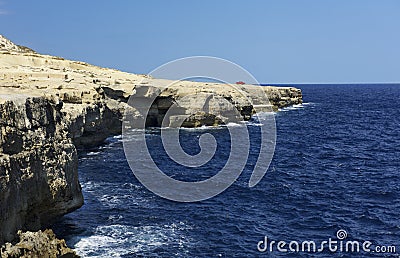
[[0, 35, 302, 254]]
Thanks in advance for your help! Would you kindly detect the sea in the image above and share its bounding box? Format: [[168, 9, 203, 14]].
[[54, 84, 400, 257]]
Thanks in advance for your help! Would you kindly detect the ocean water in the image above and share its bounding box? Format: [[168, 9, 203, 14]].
[[54, 84, 400, 257]]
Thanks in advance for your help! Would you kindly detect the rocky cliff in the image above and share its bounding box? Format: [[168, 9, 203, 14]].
[[0, 229, 79, 257], [0, 96, 83, 244], [0, 35, 302, 249]]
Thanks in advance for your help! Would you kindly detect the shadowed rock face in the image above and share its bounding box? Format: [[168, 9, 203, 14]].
[[0, 97, 83, 244], [0, 34, 303, 249]]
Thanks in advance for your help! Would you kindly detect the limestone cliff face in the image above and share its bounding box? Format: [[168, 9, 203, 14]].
[[0, 96, 83, 244], [0, 34, 303, 246]]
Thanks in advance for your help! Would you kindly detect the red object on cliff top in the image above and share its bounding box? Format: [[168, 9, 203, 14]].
[[236, 81, 245, 85]]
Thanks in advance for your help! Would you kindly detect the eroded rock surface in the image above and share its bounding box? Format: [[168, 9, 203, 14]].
[[0, 229, 79, 258], [0, 97, 83, 243], [0, 34, 302, 129]]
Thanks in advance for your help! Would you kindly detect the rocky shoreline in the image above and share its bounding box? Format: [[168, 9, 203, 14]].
[[1, 230, 78, 258], [0, 35, 302, 256]]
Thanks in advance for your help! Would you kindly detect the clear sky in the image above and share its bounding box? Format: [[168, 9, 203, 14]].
[[0, 0, 399, 83]]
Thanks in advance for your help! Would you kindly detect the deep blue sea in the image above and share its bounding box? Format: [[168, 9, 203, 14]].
[[54, 84, 400, 257]]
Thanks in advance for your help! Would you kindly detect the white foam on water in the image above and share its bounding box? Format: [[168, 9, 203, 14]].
[[179, 124, 224, 131], [278, 102, 314, 112], [86, 151, 101, 156], [80, 181, 118, 192], [73, 223, 192, 257], [223, 122, 246, 127], [99, 194, 124, 207], [244, 121, 263, 126], [108, 214, 124, 223], [99, 193, 151, 208], [80, 181, 102, 192], [80, 181, 150, 207], [279, 106, 296, 111]]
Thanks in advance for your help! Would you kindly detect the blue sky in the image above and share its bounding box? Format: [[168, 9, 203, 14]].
[[0, 0, 399, 83]]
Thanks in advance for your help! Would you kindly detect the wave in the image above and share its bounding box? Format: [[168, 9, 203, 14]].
[[86, 151, 101, 156], [278, 102, 314, 112], [178, 124, 225, 131], [72, 223, 192, 257]]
